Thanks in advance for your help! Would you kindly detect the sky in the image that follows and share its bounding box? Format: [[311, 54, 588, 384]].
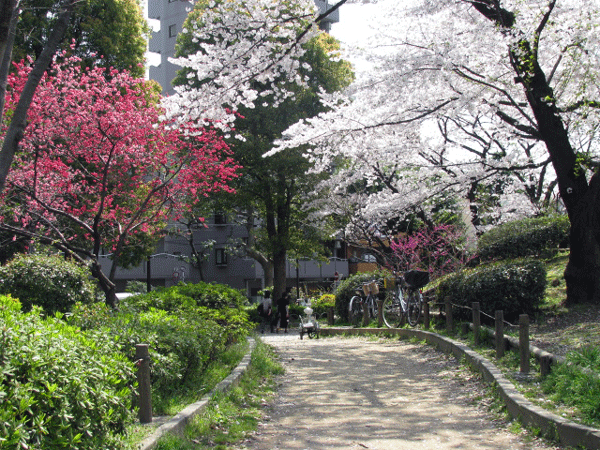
[[330, 1, 380, 45]]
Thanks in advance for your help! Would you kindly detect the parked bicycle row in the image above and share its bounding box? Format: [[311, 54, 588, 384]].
[[348, 270, 430, 328]]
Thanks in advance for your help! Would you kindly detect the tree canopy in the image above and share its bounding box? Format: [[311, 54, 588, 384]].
[[170, 0, 353, 298], [12, 0, 149, 77], [267, 0, 600, 304], [0, 53, 238, 306]]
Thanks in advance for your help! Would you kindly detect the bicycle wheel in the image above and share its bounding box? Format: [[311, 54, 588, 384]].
[[368, 295, 378, 318], [382, 293, 403, 328], [348, 296, 363, 324], [406, 289, 422, 327]]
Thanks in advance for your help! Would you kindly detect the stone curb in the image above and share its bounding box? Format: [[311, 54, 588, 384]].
[[320, 327, 600, 450], [136, 337, 256, 450]]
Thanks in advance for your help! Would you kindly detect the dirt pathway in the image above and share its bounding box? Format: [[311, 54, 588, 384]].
[[240, 332, 563, 450]]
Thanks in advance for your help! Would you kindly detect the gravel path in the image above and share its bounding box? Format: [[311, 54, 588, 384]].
[[240, 331, 564, 450]]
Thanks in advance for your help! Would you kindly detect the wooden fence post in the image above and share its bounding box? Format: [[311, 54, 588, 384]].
[[377, 299, 384, 328], [445, 297, 453, 333], [472, 302, 480, 345], [362, 301, 369, 327], [540, 353, 553, 377], [136, 344, 152, 423], [423, 300, 430, 330], [519, 314, 530, 373], [495, 310, 504, 359]]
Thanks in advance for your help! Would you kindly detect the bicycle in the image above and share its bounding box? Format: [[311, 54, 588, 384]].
[[348, 280, 380, 325], [382, 270, 429, 328]]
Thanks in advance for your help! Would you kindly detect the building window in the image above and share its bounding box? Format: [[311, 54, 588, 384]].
[[214, 212, 227, 225], [215, 248, 227, 266], [168, 24, 177, 38]]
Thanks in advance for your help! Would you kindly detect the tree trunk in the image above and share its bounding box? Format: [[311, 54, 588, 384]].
[[0, 0, 18, 123], [91, 260, 118, 308], [273, 248, 287, 302], [0, 0, 77, 193], [469, 0, 598, 305], [564, 173, 600, 304]]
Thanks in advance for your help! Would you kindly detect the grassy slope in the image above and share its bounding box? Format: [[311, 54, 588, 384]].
[[530, 253, 600, 357]]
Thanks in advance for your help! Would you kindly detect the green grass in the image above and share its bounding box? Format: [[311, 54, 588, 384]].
[[151, 339, 284, 450], [540, 252, 569, 313]]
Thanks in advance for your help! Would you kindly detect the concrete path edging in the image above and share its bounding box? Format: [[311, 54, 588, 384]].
[[320, 327, 600, 450], [136, 337, 256, 450]]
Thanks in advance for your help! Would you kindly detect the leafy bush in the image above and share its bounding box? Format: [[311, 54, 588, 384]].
[[0, 295, 134, 450], [434, 258, 546, 322], [312, 293, 335, 316], [0, 253, 96, 313], [477, 215, 569, 261], [69, 281, 252, 413], [334, 269, 390, 321], [130, 282, 248, 311]]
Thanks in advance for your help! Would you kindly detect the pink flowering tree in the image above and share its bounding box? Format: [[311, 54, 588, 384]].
[[389, 224, 476, 281], [0, 54, 239, 306]]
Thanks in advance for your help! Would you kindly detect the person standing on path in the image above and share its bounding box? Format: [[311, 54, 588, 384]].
[[259, 291, 274, 334], [276, 288, 291, 333]]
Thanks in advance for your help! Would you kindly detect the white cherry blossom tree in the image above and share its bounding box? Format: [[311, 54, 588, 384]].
[[269, 0, 600, 304]]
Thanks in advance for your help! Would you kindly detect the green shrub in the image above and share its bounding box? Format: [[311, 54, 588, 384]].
[[0, 295, 134, 450], [334, 269, 390, 321], [434, 258, 546, 322], [69, 285, 252, 413], [130, 282, 248, 311], [477, 215, 570, 261], [288, 302, 304, 318], [0, 253, 96, 313], [312, 293, 335, 317]]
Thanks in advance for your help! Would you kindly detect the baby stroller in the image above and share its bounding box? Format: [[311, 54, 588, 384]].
[[299, 306, 320, 339]]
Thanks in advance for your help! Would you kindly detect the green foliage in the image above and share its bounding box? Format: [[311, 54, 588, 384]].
[[68, 282, 252, 414], [435, 259, 547, 322], [125, 280, 149, 294], [477, 215, 570, 261], [0, 296, 135, 450], [14, 0, 150, 78], [0, 253, 96, 313], [311, 293, 335, 316], [173, 5, 354, 300], [334, 269, 390, 321], [542, 346, 600, 427], [130, 282, 248, 311]]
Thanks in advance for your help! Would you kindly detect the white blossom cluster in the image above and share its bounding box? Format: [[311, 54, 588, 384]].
[[162, 0, 319, 129], [271, 0, 600, 239]]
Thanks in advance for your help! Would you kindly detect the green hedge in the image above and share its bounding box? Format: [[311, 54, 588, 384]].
[[0, 253, 96, 313], [434, 258, 547, 322], [312, 293, 335, 317], [477, 215, 569, 261], [126, 281, 248, 311], [334, 269, 390, 321], [68, 283, 252, 409], [0, 296, 134, 450]]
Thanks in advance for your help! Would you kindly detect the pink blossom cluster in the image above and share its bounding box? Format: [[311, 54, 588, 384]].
[[1, 52, 239, 255], [389, 224, 476, 280]]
